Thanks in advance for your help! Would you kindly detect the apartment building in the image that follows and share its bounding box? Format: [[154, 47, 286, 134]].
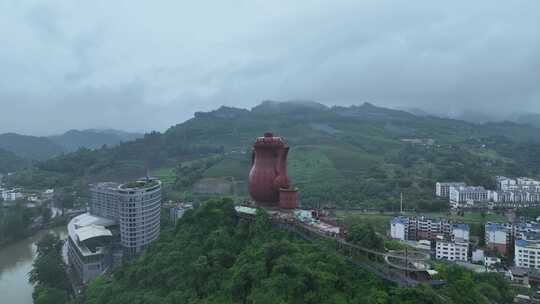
[[497, 176, 540, 192], [515, 239, 540, 269], [436, 238, 469, 261], [449, 186, 490, 207], [390, 217, 408, 240], [436, 182, 466, 198], [390, 216, 469, 242], [452, 224, 470, 241], [485, 223, 513, 255]]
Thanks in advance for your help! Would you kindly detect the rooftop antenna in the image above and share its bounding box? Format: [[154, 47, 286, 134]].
[[145, 160, 150, 181]]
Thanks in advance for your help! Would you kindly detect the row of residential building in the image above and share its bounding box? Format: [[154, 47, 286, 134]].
[[1, 188, 23, 201], [390, 216, 471, 262], [436, 177, 540, 209], [487, 221, 540, 271], [390, 216, 469, 242], [0, 187, 54, 202]]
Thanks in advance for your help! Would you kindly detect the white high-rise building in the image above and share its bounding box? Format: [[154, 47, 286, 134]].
[[67, 178, 162, 283]]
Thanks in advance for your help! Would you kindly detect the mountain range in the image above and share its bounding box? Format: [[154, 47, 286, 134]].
[[5, 100, 540, 210], [0, 129, 143, 164]]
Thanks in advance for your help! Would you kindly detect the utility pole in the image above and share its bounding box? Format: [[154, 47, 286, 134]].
[[405, 246, 408, 280], [400, 192, 404, 214]]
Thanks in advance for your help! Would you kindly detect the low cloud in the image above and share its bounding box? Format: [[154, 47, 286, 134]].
[[1, 0, 539, 134]]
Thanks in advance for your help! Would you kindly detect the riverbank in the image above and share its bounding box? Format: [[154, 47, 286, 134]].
[[0, 226, 68, 304], [0, 216, 69, 250]]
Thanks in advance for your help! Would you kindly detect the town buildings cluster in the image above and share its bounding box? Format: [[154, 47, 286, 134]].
[[436, 176, 540, 209], [67, 178, 162, 284], [391, 214, 540, 275], [390, 215, 471, 262]]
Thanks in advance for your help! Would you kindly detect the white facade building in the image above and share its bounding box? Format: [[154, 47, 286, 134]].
[[1, 188, 23, 201], [390, 216, 468, 242], [449, 186, 489, 208], [472, 249, 485, 263], [485, 223, 512, 255], [493, 177, 540, 207], [67, 213, 116, 283], [485, 256, 501, 267], [515, 239, 540, 269], [497, 176, 540, 192], [68, 178, 162, 284], [436, 239, 469, 261], [390, 217, 408, 240], [452, 224, 470, 241], [436, 182, 466, 198]]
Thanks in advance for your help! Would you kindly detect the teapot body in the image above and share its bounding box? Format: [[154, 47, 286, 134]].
[[248, 133, 290, 206]]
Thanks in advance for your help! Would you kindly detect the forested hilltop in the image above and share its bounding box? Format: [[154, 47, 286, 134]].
[[70, 199, 512, 304], [7, 101, 540, 210]]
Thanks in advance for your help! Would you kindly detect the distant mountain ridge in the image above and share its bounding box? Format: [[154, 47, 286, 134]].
[[0, 129, 142, 161], [7, 100, 540, 210], [0, 133, 65, 161], [49, 129, 143, 151]]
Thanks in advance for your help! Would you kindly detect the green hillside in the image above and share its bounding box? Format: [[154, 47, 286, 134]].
[[6, 101, 540, 210], [49, 129, 143, 151], [0, 148, 29, 173], [0, 133, 65, 161], [78, 199, 513, 304]]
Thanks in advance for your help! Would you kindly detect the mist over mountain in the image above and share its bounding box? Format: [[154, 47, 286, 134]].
[[0, 129, 143, 162], [48, 129, 143, 151], [398, 106, 540, 126], [6, 100, 540, 210], [0, 133, 65, 161]]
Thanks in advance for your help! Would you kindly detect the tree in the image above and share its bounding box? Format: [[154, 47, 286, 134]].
[[347, 223, 384, 252], [29, 233, 70, 303], [33, 286, 69, 304]]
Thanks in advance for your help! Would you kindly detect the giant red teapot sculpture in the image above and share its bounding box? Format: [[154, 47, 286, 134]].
[[248, 133, 297, 208]]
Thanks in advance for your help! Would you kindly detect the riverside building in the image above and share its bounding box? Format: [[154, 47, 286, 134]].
[[67, 178, 162, 283]]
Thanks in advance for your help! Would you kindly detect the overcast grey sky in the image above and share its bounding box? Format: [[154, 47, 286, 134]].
[[1, 0, 539, 135]]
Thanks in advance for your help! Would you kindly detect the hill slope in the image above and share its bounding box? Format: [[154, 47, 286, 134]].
[[8, 101, 540, 210], [0, 133, 65, 161], [80, 199, 513, 304], [49, 129, 143, 151], [0, 148, 28, 173]]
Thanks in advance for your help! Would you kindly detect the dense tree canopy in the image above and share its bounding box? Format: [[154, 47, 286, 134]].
[[75, 198, 513, 304], [29, 233, 70, 304]]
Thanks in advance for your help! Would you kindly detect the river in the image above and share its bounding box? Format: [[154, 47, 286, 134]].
[[0, 226, 68, 304]]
